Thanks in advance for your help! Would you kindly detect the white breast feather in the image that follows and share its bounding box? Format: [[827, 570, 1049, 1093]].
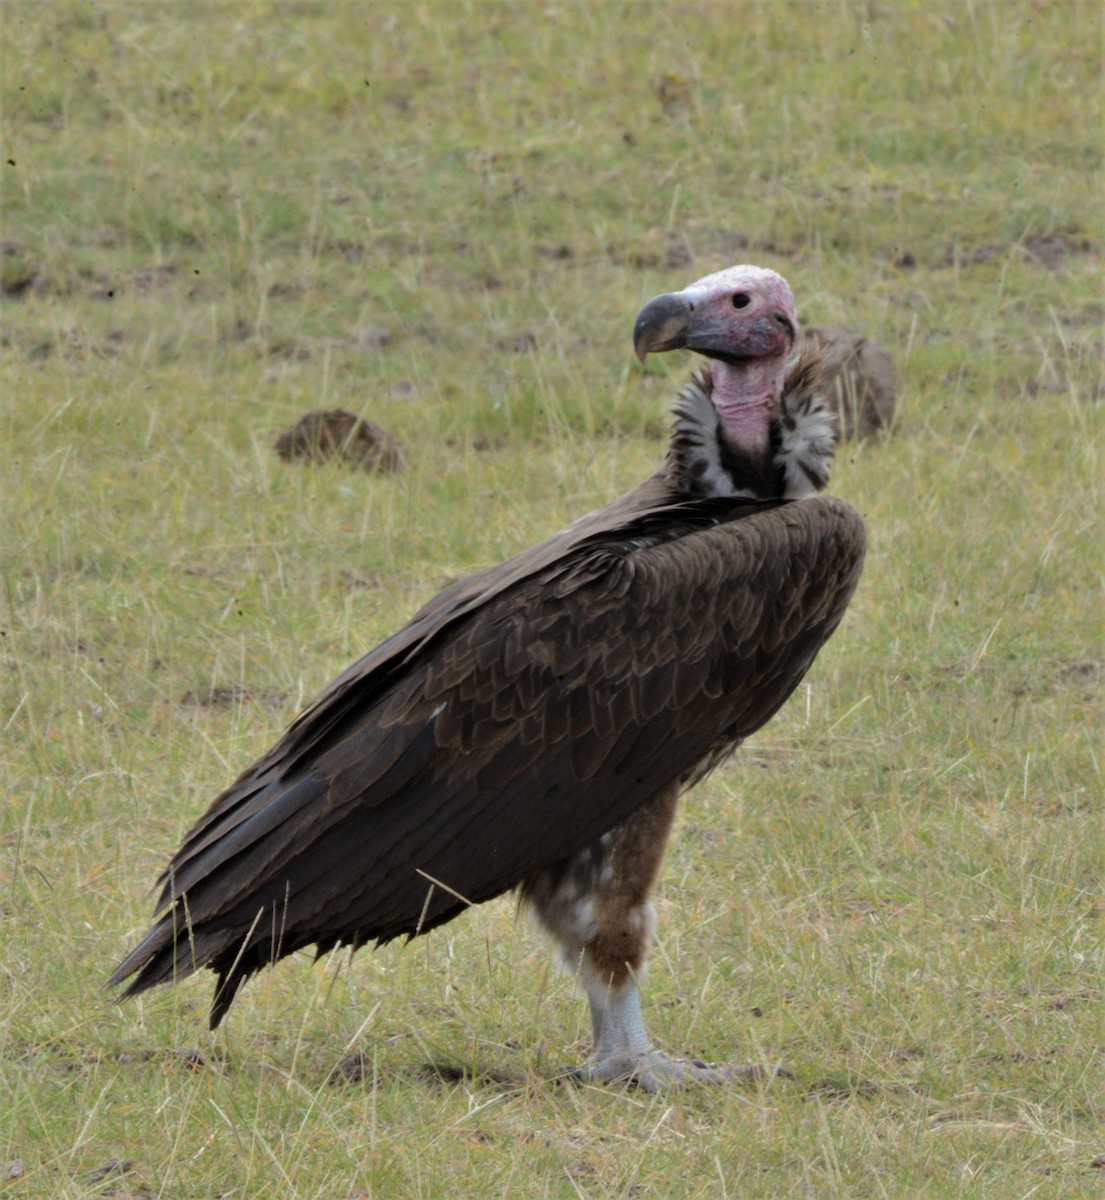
[[774, 378, 838, 499]]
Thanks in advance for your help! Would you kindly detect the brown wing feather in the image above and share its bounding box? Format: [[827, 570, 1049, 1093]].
[[110, 491, 864, 1026]]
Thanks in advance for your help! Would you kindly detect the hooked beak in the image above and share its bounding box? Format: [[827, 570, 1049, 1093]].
[[632, 292, 694, 364], [633, 286, 796, 366]]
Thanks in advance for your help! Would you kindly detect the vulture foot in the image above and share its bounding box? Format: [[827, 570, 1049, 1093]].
[[569, 1049, 771, 1093], [575, 980, 788, 1092]]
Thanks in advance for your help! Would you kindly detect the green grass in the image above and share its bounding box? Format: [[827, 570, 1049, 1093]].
[[2, 1, 1103, 1196]]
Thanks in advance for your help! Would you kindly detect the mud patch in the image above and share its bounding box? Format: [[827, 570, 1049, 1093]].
[[804, 1074, 896, 1101], [411, 1062, 525, 1089], [1053, 660, 1102, 688], [178, 684, 287, 709], [328, 1050, 374, 1085], [329, 1053, 523, 1090], [335, 568, 388, 592], [536, 242, 573, 261], [8, 1040, 219, 1077], [945, 231, 1099, 271], [496, 331, 537, 353], [349, 324, 392, 353], [1, 240, 38, 297], [606, 226, 695, 271], [89, 263, 179, 301], [78, 1158, 156, 1198], [655, 70, 693, 117], [274, 408, 403, 474], [114, 1046, 216, 1071], [1023, 232, 1098, 269], [1043, 990, 1097, 1012], [444, 431, 503, 453]]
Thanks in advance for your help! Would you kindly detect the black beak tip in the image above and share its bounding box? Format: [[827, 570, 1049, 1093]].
[[632, 293, 690, 365], [632, 316, 653, 365]]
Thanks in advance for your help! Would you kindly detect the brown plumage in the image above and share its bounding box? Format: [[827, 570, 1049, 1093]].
[[112, 265, 865, 1090]]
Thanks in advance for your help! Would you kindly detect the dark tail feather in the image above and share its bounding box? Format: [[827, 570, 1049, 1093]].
[[108, 910, 195, 994], [209, 962, 249, 1029]]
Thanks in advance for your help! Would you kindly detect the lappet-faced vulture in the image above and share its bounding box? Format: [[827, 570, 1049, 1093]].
[[111, 265, 866, 1091]]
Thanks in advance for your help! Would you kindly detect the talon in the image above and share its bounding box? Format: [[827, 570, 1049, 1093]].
[[571, 1047, 782, 1092]]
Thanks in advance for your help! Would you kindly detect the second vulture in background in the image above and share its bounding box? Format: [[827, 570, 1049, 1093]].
[[111, 264, 866, 1092]]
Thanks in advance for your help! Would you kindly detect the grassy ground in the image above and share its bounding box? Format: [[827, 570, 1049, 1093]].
[[2, 1, 1102, 1196]]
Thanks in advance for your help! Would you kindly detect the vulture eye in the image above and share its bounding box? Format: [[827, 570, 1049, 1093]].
[[731, 292, 751, 310]]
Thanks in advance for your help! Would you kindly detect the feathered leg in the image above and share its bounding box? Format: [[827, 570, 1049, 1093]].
[[523, 784, 754, 1091]]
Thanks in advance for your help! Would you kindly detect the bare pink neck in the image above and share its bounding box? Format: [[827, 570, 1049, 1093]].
[[710, 358, 788, 455]]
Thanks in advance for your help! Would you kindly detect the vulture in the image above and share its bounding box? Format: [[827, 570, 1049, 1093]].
[[111, 265, 866, 1091]]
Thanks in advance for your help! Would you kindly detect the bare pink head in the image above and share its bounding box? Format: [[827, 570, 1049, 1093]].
[[633, 264, 798, 454]]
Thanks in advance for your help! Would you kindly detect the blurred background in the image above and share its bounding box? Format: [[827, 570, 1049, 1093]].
[[2, 3, 1101, 1197]]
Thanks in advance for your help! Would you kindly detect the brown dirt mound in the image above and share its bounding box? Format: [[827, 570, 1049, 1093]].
[[803, 326, 897, 439], [274, 408, 403, 473]]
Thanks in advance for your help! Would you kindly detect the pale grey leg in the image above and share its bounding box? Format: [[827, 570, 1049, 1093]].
[[523, 786, 778, 1091], [576, 971, 752, 1093]]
